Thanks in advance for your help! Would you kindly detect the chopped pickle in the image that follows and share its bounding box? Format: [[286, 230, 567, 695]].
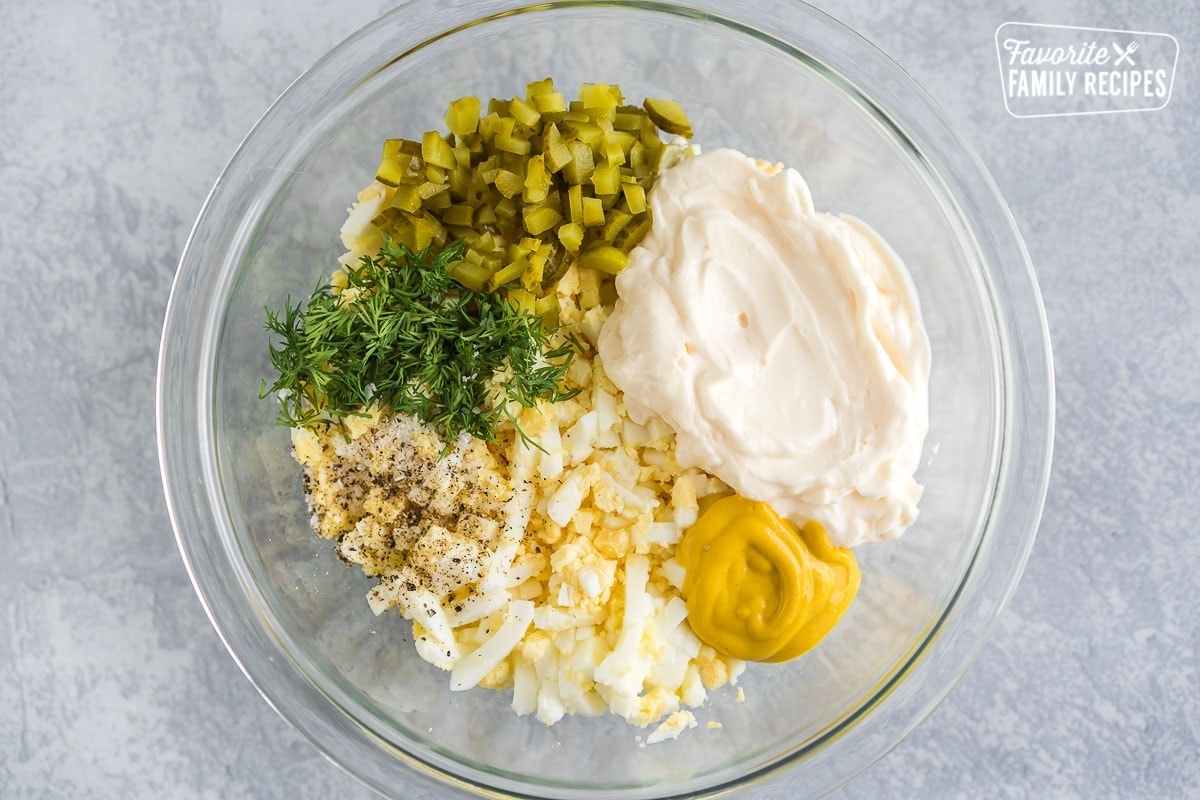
[[565, 121, 603, 147], [475, 205, 498, 227], [424, 164, 447, 184], [417, 181, 449, 200], [562, 142, 595, 185], [489, 256, 528, 290], [375, 138, 424, 187], [523, 155, 550, 203], [579, 83, 622, 110], [542, 124, 573, 173], [522, 252, 546, 289], [557, 222, 584, 253], [621, 182, 647, 214], [612, 107, 646, 132], [444, 96, 481, 137], [494, 169, 524, 199], [532, 92, 567, 114], [364, 81, 692, 299], [534, 293, 558, 316], [450, 260, 492, 291], [579, 244, 628, 274], [602, 209, 633, 243], [509, 96, 541, 128], [494, 132, 532, 155], [578, 268, 602, 309], [390, 184, 423, 214], [480, 113, 515, 141], [523, 205, 562, 236], [424, 190, 452, 212], [591, 162, 621, 196], [614, 216, 652, 253], [567, 184, 584, 225], [643, 97, 694, 138], [581, 197, 605, 228], [506, 287, 537, 314], [442, 204, 475, 228], [525, 78, 556, 98], [494, 196, 518, 219], [421, 131, 457, 170]]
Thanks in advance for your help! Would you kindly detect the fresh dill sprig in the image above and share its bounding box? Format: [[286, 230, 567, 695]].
[[259, 237, 579, 445]]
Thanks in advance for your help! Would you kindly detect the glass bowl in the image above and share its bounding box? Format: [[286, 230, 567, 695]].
[[156, 1, 1054, 797]]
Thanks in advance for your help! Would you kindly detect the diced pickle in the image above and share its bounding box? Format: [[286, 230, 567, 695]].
[[539, 245, 570, 290], [475, 205, 498, 227], [422, 131, 457, 170], [424, 190, 452, 212], [494, 132, 532, 155], [643, 97, 693, 137], [506, 287, 537, 314], [445, 97, 481, 137], [509, 96, 541, 128], [581, 197, 605, 228], [523, 155, 550, 203], [523, 205, 562, 236], [450, 260, 492, 291], [557, 222, 584, 253], [562, 142, 595, 185], [525, 78, 556, 98], [390, 184, 423, 214], [579, 244, 628, 275], [369, 82, 691, 298], [591, 162, 621, 196], [602, 209, 632, 242], [612, 107, 646, 131], [542, 124, 573, 173], [614, 216, 652, 253], [621, 182, 647, 214], [494, 169, 524, 199], [598, 276, 619, 306], [531, 92, 566, 114], [376, 141, 424, 187], [580, 83, 622, 110], [442, 204, 475, 227], [563, 121, 603, 147], [521, 254, 545, 291], [418, 181, 449, 200], [489, 256, 528, 290], [534, 293, 558, 316], [578, 268, 602, 309], [602, 132, 629, 165], [494, 196, 518, 219], [566, 184, 584, 225]]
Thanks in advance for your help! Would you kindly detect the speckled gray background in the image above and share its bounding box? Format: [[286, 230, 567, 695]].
[[1, 0, 1197, 797]]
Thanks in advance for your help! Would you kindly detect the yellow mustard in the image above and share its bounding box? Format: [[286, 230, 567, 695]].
[[677, 494, 860, 663]]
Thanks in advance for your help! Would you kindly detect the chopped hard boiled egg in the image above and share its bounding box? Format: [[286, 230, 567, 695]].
[[294, 265, 744, 734]]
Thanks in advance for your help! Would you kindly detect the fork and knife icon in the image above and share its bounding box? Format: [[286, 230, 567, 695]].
[[1113, 40, 1139, 66]]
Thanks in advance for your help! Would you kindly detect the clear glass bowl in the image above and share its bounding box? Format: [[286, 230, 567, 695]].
[[156, 1, 1054, 797]]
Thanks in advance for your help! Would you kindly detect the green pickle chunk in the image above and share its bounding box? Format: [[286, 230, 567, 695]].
[[367, 79, 696, 294], [642, 97, 693, 138]]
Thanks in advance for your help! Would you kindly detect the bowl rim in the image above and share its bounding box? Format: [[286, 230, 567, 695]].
[[157, 1, 1055, 797]]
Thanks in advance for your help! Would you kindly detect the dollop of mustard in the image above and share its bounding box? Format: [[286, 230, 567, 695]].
[[677, 494, 860, 663]]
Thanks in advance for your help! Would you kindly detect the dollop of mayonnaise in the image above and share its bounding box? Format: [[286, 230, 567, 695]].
[[597, 149, 930, 547]]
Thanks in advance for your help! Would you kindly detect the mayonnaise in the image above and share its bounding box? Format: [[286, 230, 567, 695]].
[[597, 148, 930, 547]]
